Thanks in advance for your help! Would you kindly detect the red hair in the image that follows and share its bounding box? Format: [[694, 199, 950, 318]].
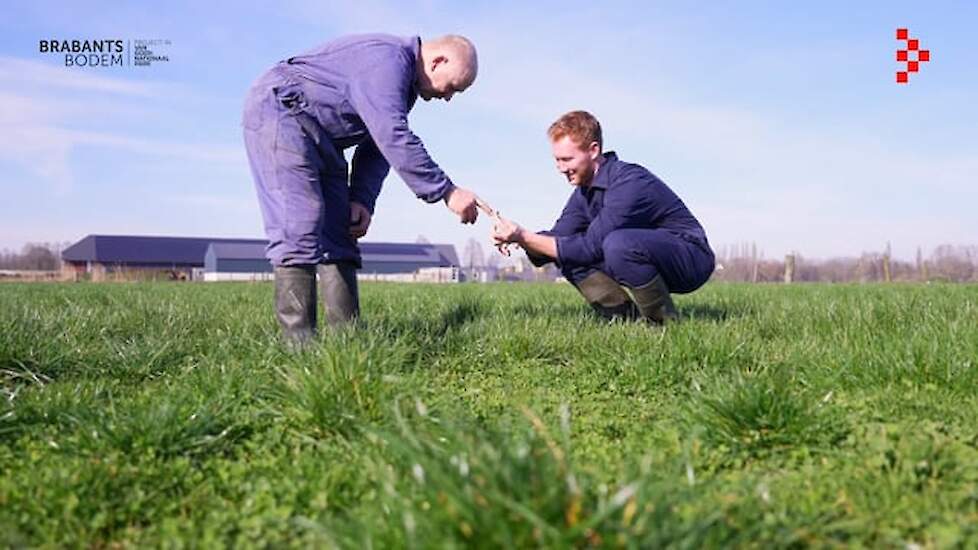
[[547, 110, 602, 150]]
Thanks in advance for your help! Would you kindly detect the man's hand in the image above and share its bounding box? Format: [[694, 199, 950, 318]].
[[491, 213, 558, 261], [444, 186, 479, 224], [491, 215, 523, 244], [349, 201, 372, 239], [491, 214, 523, 257]]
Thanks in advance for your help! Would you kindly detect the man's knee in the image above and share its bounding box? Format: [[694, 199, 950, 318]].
[[602, 230, 665, 287], [601, 230, 637, 275]]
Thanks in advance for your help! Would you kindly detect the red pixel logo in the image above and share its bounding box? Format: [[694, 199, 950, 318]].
[[896, 28, 930, 83]]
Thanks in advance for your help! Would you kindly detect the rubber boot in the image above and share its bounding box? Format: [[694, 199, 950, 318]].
[[574, 271, 638, 320], [627, 274, 678, 324], [274, 265, 317, 344], [318, 263, 359, 328]]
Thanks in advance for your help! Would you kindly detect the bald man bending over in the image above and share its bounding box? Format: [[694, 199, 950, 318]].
[[243, 34, 481, 343]]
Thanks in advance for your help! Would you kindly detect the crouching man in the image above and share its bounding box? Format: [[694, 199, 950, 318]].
[[491, 110, 715, 323]]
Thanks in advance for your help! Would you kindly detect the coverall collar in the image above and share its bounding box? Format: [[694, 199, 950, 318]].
[[588, 151, 618, 190]]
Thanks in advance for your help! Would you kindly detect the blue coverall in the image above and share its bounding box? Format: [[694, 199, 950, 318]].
[[531, 152, 715, 293], [241, 34, 454, 267]]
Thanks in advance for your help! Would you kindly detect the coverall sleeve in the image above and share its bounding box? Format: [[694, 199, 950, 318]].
[[555, 166, 666, 267], [347, 51, 454, 204], [525, 192, 590, 267], [349, 136, 390, 214]]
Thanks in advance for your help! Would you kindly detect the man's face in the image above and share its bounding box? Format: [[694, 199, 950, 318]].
[[551, 135, 600, 187], [419, 57, 471, 102]]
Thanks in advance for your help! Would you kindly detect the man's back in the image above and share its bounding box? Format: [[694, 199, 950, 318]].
[[274, 33, 419, 148], [553, 153, 709, 247]]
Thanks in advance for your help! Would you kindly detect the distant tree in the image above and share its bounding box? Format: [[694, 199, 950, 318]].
[[461, 238, 486, 281], [0, 242, 62, 270], [21, 244, 58, 270], [570, 241, 978, 284], [0, 249, 14, 269], [916, 246, 926, 281], [931, 245, 974, 282], [462, 238, 485, 269]]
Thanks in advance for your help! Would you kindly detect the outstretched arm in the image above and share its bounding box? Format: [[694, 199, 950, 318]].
[[348, 53, 478, 223], [492, 216, 558, 261], [486, 190, 587, 264]]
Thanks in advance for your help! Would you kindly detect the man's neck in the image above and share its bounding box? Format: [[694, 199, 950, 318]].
[[580, 154, 605, 189], [589, 153, 605, 182]]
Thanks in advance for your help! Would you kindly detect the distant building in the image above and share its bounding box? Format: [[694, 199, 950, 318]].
[[202, 241, 273, 281], [62, 235, 460, 282], [201, 240, 460, 282], [61, 235, 255, 281]]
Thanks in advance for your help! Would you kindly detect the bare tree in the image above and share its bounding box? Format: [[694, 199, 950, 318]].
[[0, 242, 62, 270], [883, 242, 892, 283], [461, 238, 486, 281], [931, 244, 974, 282]]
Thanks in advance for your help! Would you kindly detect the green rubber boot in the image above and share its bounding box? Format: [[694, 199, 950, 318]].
[[575, 271, 638, 321], [627, 275, 678, 324], [274, 265, 317, 344], [318, 262, 360, 328]]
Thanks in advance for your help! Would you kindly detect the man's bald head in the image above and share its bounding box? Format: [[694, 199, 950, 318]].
[[428, 35, 478, 85], [417, 34, 478, 102]]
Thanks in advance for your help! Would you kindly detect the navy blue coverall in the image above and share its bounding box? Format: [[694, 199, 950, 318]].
[[531, 152, 715, 293]]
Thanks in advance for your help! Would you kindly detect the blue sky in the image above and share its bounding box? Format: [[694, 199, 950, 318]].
[[1, 1, 975, 261]]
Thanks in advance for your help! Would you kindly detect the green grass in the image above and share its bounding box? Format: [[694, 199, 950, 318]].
[[2, 281, 977, 547]]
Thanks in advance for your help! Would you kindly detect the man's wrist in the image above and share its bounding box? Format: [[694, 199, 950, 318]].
[[441, 183, 457, 203], [516, 226, 526, 243]]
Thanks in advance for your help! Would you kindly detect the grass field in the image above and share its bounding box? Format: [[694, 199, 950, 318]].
[[2, 281, 978, 547]]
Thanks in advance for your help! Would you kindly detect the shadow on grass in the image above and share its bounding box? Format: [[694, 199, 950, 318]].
[[370, 298, 489, 368], [678, 303, 744, 322], [436, 300, 485, 332], [512, 300, 744, 325]]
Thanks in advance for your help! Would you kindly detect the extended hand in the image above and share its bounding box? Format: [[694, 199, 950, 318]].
[[444, 186, 479, 224], [491, 215, 523, 244], [349, 201, 372, 239]]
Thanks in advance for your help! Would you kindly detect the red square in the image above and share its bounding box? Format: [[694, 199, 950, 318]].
[[896, 50, 908, 61], [896, 28, 908, 40], [896, 72, 908, 83], [919, 50, 930, 62], [908, 39, 919, 50], [908, 61, 919, 72]]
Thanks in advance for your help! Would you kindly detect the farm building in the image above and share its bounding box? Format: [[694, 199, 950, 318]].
[[62, 235, 460, 281], [202, 242, 273, 281], [61, 235, 258, 281]]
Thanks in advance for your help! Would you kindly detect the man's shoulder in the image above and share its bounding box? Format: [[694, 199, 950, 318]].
[[323, 33, 413, 48], [606, 156, 659, 186], [301, 34, 416, 65]]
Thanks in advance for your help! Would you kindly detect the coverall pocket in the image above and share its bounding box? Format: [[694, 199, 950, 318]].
[[273, 115, 310, 158]]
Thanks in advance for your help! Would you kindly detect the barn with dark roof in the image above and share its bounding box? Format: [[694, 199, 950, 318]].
[[62, 235, 460, 281]]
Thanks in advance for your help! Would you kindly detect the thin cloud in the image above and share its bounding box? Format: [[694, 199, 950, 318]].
[[0, 56, 162, 97], [0, 57, 244, 195]]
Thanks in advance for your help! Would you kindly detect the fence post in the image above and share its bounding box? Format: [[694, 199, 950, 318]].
[[784, 254, 795, 284]]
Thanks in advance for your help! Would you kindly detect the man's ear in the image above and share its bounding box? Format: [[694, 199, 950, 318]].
[[431, 54, 449, 72], [589, 141, 601, 160]]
